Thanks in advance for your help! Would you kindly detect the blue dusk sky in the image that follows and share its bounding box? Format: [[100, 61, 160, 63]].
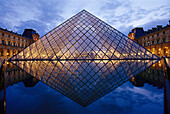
[[0, 0, 170, 37]]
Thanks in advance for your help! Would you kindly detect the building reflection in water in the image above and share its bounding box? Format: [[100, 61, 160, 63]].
[[1, 62, 39, 88], [130, 60, 168, 89], [9, 59, 158, 107], [129, 59, 170, 113], [130, 60, 166, 89], [0, 62, 39, 113]]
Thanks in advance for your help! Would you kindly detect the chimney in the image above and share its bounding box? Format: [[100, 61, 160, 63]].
[[157, 25, 162, 30], [152, 28, 157, 31], [148, 29, 152, 33]]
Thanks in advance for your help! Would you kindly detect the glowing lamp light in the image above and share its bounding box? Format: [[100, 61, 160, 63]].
[[131, 77, 134, 82]]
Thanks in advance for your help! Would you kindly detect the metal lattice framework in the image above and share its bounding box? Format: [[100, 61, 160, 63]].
[[9, 60, 159, 106], [9, 10, 159, 61], [9, 10, 160, 106]]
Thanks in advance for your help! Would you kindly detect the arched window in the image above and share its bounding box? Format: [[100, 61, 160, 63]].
[[7, 49, 10, 56], [148, 41, 150, 46], [2, 40, 5, 45], [163, 38, 166, 43], [13, 50, 16, 55], [164, 47, 168, 56], [8, 41, 10, 46], [152, 40, 154, 45], [0, 49, 3, 56]]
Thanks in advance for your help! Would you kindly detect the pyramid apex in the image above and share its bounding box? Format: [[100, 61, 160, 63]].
[[82, 9, 87, 11], [81, 9, 88, 13]]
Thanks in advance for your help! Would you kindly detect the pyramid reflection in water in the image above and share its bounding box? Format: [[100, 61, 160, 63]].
[[10, 60, 158, 106], [9, 10, 160, 106]]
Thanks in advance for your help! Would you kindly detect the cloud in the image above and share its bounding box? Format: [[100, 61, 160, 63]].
[[0, 0, 40, 29], [14, 20, 48, 36], [0, 0, 65, 36], [96, 82, 163, 113], [98, 4, 170, 35], [0, 0, 169, 37]]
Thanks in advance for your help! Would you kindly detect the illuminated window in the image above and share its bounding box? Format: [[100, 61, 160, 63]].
[[7, 49, 10, 56], [13, 50, 16, 55], [158, 48, 161, 55], [0, 49, 3, 56], [164, 47, 168, 56], [148, 41, 150, 46]]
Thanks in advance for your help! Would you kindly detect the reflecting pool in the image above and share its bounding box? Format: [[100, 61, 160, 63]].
[[0, 59, 169, 114]]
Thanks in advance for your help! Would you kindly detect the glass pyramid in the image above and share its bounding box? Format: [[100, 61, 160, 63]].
[[9, 10, 161, 106], [9, 10, 159, 61]]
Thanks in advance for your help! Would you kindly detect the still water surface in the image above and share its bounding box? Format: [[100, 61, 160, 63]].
[[1, 60, 169, 114]]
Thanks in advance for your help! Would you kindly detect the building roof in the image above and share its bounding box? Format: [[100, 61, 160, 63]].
[[0, 27, 25, 37], [140, 24, 170, 38], [0, 27, 38, 40], [129, 20, 170, 38]]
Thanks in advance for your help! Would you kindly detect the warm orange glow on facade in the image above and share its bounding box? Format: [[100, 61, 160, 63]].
[[0, 28, 39, 60], [128, 22, 170, 57]]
